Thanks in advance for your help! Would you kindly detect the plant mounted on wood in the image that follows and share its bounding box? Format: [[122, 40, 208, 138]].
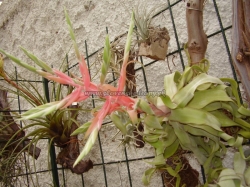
[[103, 33, 145, 148], [133, 4, 170, 60], [0, 51, 93, 175]]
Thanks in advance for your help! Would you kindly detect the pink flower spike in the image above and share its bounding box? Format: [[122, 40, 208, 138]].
[[76, 94, 89, 102], [108, 103, 120, 114], [117, 64, 127, 92], [36, 70, 66, 83], [37, 70, 79, 86], [84, 98, 111, 139], [54, 69, 75, 85], [62, 87, 82, 108], [112, 95, 135, 109], [46, 75, 69, 85], [79, 56, 91, 89]]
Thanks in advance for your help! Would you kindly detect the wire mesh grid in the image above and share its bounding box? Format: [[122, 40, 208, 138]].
[[0, 0, 245, 186]]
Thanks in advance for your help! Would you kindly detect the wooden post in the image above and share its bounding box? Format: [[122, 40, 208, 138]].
[[186, 0, 208, 65]]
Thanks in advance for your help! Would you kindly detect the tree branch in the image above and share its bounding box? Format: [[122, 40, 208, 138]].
[[186, 0, 208, 65]]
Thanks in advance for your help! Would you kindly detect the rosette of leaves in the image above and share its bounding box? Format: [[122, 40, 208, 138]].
[[140, 61, 250, 186], [0, 9, 137, 173], [0, 51, 93, 174]]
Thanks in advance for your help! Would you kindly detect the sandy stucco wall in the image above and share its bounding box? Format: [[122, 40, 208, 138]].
[[0, 0, 235, 187]]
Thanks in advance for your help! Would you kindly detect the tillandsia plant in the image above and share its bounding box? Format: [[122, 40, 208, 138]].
[[103, 33, 145, 148], [141, 57, 250, 186], [138, 1, 248, 186], [0, 9, 139, 169], [133, 4, 170, 60], [1, 6, 250, 187], [0, 48, 93, 174]]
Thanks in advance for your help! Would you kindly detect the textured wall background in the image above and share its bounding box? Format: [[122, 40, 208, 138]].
[[0, 0, 234, 187]]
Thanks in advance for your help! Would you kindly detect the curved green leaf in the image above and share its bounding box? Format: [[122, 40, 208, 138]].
[[110, 113, 127, 135], [73, 128, 98, 167], [163, 139, 179, 159], [71, 121, 91, 136], [159, 95, 177, 109], [164, 72, 178, 99], [142, 168, 156, 186], [210, 111, 239, 127], [220, 78, 241, 106], [238, 106, 250, 116], [187, 85, 232, 109], [170, 121, 207, 164], [177, 66, 193, 90], [144, 115, 163, 129], [169, 107, 221, 131], [173, 73, 224, 107]]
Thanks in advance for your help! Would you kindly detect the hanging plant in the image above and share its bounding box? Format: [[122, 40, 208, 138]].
[[133, 5, 170, 60]]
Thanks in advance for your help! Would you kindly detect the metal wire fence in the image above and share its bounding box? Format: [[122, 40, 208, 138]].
[[0, 0, 243, 186]]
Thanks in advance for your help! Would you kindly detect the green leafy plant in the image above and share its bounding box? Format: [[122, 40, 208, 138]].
[[140, 58, 250, 186], [207, 152, 250, 187]]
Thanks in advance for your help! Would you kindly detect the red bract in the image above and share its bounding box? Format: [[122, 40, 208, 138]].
[[38, 54, 137, 137], [85, 97, 111, 138], [79, 56, 91, 89]]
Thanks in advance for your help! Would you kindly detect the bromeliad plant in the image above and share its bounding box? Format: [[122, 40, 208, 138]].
[[141, 57, 250, 186], [0, 45, 93, 174], [0, 9, 138, 169], [1, 7, 250, 187]]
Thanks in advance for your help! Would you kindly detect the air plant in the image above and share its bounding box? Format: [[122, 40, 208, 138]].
[[0, 45, 93, 174], [0, 9, 138, 169], [103, 32, 144, 148], [133, 5, 154, 44], [1, 6, 250, 187], [141, 57, 250, 186], [133, 4, 170, 60]]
